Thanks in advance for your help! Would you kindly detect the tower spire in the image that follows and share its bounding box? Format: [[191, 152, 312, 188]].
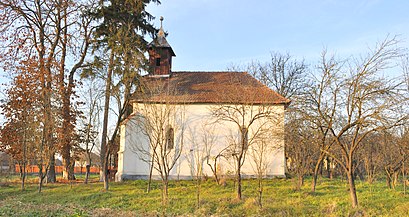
[[158, 16, 165, 38], [147, 16, 175, 76]]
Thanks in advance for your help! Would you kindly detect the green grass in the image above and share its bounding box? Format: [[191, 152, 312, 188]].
[[0, 176, 408, 216]]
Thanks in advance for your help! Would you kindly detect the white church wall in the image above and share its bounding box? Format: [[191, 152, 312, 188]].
[[116, 103, 286, 181], [181, 104, 286, 178], [116, 117, 151, 181]]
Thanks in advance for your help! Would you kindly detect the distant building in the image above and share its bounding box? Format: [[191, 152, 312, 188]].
[[75, 152, 101, 168], [115, 19, 289, 181]]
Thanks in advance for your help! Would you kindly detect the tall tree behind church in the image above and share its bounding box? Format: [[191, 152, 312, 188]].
[[91, 0, 159, 190]]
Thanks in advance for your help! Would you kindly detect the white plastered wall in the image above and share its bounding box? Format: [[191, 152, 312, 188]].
[[115, 117, 150, 181], [116, 103, 286, 181]]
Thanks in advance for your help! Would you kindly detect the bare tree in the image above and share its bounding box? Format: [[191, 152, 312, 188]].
[[380, 129, 409, 190], [309, 36, 407, 207], [305, 50, 341, 192], [401, 128, 409, 194], [401, 55, 409, 91], [202, 124, 227, 185], [130, 80, 186, 206], [400, 54, 409, 194], [236, 53, 313, 192], [78, 77, 103, 184], [186, 124, 209, 210], [285, 115, 318, 190], [359, 133, 383, 184], [210, 75, 285, 200], [56, 0, 94, 181], [253, 52, 308, 99], [248, 126, 282, 207]]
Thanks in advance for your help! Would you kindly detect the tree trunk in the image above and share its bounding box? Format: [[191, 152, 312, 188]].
[[386, 175, 392, 189], [392, 172, 399, 190], [21, 173, 26, 191], [330, 165, 334, 180], [196, 176, 201, 209], [311, 159, 321, 192], [47, 154, 56, 183], [347, 169, 359, 208], [84, 151, 92, 184], [38, 177, 43, 193], [367, 170, 374, 184], [147, 160, 154, 193], [403, 161, 406, 195], [208, 157, 220, 185], [38, 168, 45, 193], [103, 145, 110, 191], [258, 178, 263, 208], [62, 158, 70, 180], [84, 165, 90, 184], [69, 161, 75, 181], [21, 129, 27, 190], [103, 167, 109, 190], [326, 157, 331, 178], [356, 166, 365, 181], [100, 52, 114, 190], [59, 4, 76, 183], [162, 179, 169, 206], [296, 174, 304, 190], [62, 159, 75, 181], [385, 169, 392, 189], [236, 163, 242, 200], [20, 164, 26, 191], [319, 159, 323, 176]]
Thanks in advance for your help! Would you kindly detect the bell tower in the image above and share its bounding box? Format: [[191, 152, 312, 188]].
[[148, 17, 176, 76]]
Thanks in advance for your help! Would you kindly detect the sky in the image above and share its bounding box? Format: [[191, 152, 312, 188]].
[[2, 1, 409, 96], [147, 0, 409, 71]]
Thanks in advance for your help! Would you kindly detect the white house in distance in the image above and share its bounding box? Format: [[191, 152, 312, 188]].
[[115, 20, 290, 182]]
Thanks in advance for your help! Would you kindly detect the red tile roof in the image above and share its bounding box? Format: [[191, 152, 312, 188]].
[[132, 71, 290, 105]]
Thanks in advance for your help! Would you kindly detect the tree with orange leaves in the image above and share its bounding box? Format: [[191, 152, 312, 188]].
[[0, 59, 42, 191]]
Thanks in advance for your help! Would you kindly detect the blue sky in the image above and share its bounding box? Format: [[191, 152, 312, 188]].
[[147, 0, 409, 71], [1, 0, 407, 85]]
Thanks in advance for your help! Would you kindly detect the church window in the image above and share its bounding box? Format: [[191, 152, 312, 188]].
[[166, 126, 174, 149]]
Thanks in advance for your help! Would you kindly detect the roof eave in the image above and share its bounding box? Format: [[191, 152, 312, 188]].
[[130, 99, 290, 106]]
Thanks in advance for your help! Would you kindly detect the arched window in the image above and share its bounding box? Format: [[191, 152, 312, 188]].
[[166, 126, 174, 149]]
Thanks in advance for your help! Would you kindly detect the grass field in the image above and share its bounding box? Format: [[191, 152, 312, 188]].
[[0, 175, 408, 216]]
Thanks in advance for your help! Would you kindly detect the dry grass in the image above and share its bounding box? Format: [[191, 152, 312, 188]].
[[0, 175, 408, 216]]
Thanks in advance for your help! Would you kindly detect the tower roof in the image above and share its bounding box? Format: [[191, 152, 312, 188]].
[[148, 17, 176, 56]]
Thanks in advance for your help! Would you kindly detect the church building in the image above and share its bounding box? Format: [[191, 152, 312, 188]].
[[115, 18, 290, 182]]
